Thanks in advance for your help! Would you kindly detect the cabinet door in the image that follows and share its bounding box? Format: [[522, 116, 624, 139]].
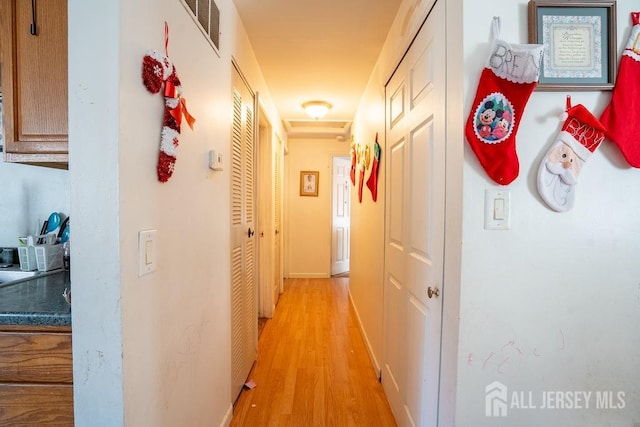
[[0, 331, 73, 383], [1, 0, 68, 163], [0, 384, 74, 426]]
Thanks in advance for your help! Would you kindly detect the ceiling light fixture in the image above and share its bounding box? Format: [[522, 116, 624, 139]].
[[302, 101, 332, 120]]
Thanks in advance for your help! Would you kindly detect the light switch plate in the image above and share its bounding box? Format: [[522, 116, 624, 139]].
[[138, 230, 157, 276], [484, 189, 510, 230]]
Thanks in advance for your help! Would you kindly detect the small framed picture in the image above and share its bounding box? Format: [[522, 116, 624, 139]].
[[300, 171, 319, 197], [528, 0, 617, 91]]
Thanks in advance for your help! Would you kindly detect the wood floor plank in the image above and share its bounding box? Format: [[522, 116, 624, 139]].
[[231, 277, 397, 426]]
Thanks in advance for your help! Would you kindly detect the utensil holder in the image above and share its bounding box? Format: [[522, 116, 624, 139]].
[[18, 246, 38, 271], [35, 244, 63, 272]]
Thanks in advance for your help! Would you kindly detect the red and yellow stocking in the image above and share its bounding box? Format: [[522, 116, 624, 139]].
[[366, 133, 381, 202]]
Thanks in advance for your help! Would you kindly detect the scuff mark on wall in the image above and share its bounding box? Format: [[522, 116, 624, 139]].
[[498, 356, 510, 373], [483, 352, 494, 369], [81, 349, 105, 385], [160, 320, 212, 409]]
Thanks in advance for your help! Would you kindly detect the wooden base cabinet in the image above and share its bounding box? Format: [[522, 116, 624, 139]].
[[0, 326, 73, 426], [0, 0, 68, 166]]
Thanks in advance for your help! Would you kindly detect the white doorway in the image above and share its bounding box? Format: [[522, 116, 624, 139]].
[[382, 1, 446, 426], [331, 156, 351, 276], [257, 99, 282, 319]]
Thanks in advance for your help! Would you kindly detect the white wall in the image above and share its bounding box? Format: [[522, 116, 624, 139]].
[[285, 137, 349, 278], [349, 0, 464, 398], [69, 0, 282, 425], [353, 0, 639, 425], [0, 163, 69, 247], [69, 0, 123, 424], [457, 2, 640, 426]]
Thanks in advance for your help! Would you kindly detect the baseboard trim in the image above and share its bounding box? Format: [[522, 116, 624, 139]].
[[348, 290, 381, 375], [287, 273, 331, 279], [220, 403, 233, 427]]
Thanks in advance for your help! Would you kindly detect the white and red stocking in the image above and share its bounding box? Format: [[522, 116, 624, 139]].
[[465, 17, 543, 185], [600, 12, 640, 167], [366, 133, 381, 202], [141, 23, 195, 182], [537, 96, 605, 212]]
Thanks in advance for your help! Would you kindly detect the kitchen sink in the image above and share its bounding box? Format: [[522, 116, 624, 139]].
[[0, 269, 41, 287]]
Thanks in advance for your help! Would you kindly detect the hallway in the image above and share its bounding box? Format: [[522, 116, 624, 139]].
[[230, 278, 397, 426]]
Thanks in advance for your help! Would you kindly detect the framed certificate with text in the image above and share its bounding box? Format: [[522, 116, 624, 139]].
[[528, 1, 617, 91]]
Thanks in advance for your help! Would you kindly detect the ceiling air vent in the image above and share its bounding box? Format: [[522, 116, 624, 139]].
[[181, 0, 221, 55]]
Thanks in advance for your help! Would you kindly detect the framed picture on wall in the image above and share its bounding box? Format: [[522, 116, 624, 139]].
[[528, 0, 617, 91], [300, 171, 319, 197]]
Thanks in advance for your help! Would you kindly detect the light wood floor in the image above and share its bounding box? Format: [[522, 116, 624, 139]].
[[230, 277, 397, 426]]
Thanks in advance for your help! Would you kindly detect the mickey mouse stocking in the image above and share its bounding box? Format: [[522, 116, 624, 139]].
[[465, 17, 544, 185]]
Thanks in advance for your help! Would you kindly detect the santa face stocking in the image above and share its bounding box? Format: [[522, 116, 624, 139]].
[[465, 17, 543, 185], [600, 12, 640, 167], [537, 96, 605, 212]]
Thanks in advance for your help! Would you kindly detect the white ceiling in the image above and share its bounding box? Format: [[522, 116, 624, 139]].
[[232, 0, 403, 132]]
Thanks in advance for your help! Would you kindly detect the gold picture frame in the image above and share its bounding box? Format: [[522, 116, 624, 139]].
[[528, 0, 617, 91], [300, 171, 319, 197]]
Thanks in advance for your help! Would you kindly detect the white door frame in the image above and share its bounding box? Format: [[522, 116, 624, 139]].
[[330, 156, 351, 276], [256, 97, 276, 318]]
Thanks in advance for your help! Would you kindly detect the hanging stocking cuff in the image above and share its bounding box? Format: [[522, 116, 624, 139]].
[[487, 17, 544, 84]]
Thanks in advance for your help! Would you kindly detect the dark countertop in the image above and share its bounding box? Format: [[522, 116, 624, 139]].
[[0, 269, 71, 326]]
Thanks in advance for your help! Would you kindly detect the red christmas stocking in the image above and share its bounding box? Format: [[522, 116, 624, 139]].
[[600, 12, 640, 167], [366, 134, 381, 202], [465, 17, 543, 185]]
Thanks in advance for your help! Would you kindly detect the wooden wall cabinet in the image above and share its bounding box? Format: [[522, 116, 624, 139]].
[[0, 0, 68, 165], [0, 325, 73, 426]]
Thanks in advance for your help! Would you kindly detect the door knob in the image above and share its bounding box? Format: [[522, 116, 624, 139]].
[[247, 227, 255, 238], [427, 286, 440, 299]]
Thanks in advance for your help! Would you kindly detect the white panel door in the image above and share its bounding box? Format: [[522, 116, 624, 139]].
[[383, 1, 445, 426], [331, 157, 351, 276], [231, 65, 258, 402]]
